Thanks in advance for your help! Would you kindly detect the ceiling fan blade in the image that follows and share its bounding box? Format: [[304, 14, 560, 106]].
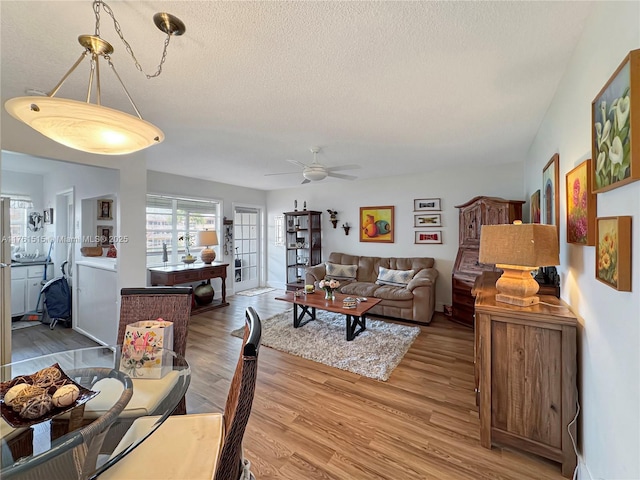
[[286, 159, 308, 168], [327, 164, 361, 172], [328, 172, 357, 181], [264, 171, 300, 176]]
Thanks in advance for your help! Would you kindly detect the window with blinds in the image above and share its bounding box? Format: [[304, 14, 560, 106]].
[[146, 194, 220, 266], [0, 194, 33, 247]]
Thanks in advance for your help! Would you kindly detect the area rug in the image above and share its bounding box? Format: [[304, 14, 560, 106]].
[[234, 287, 276, 297], [230, 309, 420, 381]]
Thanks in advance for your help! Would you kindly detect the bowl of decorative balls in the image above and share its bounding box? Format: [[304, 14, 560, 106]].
[[0, 364, 98, 427]]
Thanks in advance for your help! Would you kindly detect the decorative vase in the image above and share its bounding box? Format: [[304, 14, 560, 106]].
[[194, 281, 214, 305], [324, 289, 335, 301]]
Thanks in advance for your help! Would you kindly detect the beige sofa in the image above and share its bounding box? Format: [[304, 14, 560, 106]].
[[305, 252, 438, 325]]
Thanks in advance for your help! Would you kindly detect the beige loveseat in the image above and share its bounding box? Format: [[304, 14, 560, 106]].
[[305, 252, 438, 325]]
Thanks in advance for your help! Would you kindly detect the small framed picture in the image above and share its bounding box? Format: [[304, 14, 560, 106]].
[[97, 225, 113, 247], [596, 216, 631, 291], [413, 213, 442, 227], [414, 198, 441, 211], [97, 199, 113, 220], [43, 208, 54, 224], [530, 190, 541, 223], [415, 230, 442, 244]]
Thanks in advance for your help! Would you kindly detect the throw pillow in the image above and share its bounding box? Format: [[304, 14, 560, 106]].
[[376, 267, 415, 287], [325, 262, 358, 281]]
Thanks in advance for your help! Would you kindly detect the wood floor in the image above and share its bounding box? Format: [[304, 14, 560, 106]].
[[11, 292, 567, 479]]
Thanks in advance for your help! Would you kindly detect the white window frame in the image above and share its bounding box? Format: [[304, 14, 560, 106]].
[[146, 194, 221, 266]]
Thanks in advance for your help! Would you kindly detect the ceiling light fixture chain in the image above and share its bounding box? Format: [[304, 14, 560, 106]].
[[93, 0, 172, 79]]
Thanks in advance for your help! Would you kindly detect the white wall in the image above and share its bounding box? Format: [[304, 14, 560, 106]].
[[266, 161, 524, 311], [525, 3, 640, 478]]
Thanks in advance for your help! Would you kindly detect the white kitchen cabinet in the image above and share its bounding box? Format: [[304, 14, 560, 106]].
[[10, 264, 52, 316], [10, 268, 26, 316]]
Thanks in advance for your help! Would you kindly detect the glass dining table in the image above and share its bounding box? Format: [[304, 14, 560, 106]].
[[0, 346, 190, 480]]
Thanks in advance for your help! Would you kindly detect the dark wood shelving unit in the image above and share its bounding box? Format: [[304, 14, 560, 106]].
[[284, 210, 322, 291]]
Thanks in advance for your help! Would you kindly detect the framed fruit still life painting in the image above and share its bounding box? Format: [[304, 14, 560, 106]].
[[360, 206, 394, 243], [566, 160, 596, 245], [591, 49, 640, 193]]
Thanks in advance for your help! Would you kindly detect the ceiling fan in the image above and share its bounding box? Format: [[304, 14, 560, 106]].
[[266, 147, 360, 184]]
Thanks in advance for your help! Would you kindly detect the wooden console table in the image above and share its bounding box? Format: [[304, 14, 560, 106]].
[[148, 263, 229, 314], [474, 272, 577, 477]]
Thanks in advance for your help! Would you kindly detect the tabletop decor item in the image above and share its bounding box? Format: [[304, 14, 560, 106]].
[[121, 320, 174, 378], [318, 279, 340, 300], [179, 233, 195, 264], [0, 363, 98, 428]]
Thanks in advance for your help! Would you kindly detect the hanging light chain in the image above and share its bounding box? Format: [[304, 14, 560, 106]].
[[92, 0, 171, 79]]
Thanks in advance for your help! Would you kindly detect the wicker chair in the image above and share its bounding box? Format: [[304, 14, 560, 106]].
[[81, 287, 193, 453], [98, 307, 262, 480]]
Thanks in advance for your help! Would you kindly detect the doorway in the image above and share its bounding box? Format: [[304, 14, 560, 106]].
[[233, 206, 262, 292]]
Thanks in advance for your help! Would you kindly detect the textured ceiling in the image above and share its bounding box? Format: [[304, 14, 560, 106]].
[[1, 1, 593, 190]]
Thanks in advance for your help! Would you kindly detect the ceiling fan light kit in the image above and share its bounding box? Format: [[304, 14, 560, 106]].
[[4, 0, 185, 155], [266, 146, 361, 184]]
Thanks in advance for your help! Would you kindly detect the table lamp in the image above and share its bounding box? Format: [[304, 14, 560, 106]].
[[196, 230, 219, 264], [479, 222, 559, 306]]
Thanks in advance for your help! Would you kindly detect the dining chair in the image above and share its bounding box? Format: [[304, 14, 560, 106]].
[[97, 307, 262, 480], [81, 287, 193, 453]]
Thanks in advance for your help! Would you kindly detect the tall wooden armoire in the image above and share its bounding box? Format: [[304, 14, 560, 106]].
[[451, 196, 524, 327]]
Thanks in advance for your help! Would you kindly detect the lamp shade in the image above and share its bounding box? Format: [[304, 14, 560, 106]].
[[196, 230, 219, 247], [479, 223, 559, 268], [5, 97, 164, 155], [479, 223, 559, 307]]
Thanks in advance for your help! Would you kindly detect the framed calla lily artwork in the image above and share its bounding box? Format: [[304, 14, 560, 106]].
[[591, 49, 640, 193], [566, 160, 596, 245]]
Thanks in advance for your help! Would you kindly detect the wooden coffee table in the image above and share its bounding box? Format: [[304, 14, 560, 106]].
[[275, 291, 382, 341]]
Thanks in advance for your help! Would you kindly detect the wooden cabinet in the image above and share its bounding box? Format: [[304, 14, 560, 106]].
[[284, 210, 322, 291], [451, 196, 524, 327], [474, 273, 577, 477]]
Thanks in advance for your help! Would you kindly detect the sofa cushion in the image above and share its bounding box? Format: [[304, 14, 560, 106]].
[[376, 267, 415, 287], [373, 285, 414, 301], [325, 262, 358, 282], [340, 282, 381, 297]]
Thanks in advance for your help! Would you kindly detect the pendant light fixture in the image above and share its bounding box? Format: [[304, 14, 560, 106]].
[[4, 1, 185, 155]]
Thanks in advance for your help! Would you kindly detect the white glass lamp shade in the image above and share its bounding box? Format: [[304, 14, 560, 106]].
[[302, 166, 327, 181], [196, 230, 219, 264], [4, 97, 164, 155]]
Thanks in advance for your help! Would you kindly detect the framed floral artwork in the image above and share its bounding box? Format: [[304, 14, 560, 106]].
[[360, 206, 394, 243], [97, 225, 113, 247], [566, 160, 597, 245], [97, 199, 113, 220], [596, 216, 631, 291], [542, 154, 559, 230], [415, 231, 442, 244], [530, 190, 541, 223], [592, 49, 640, 193], [414, 198, 441, 211], [413, 213, 442, 227]]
